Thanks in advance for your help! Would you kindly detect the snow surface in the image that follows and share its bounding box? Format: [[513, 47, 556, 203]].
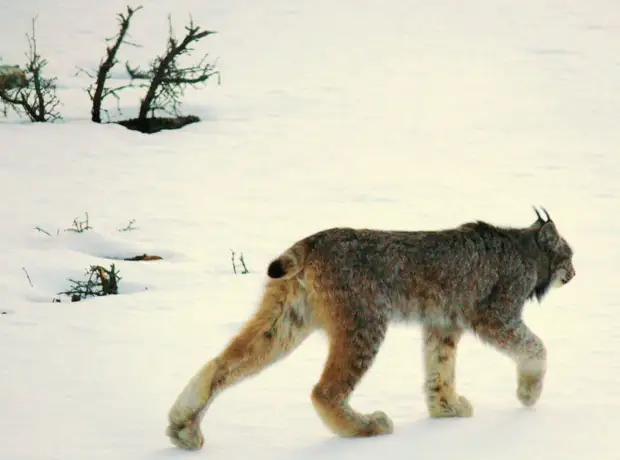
[[1, 0, 619, 459]]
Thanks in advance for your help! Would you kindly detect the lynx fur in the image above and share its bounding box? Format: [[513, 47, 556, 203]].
[[0, 65, 28, 91], [166, 207, 575, 450]]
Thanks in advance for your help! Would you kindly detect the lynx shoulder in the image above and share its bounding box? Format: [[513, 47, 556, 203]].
[[166, 207, 575, 450]]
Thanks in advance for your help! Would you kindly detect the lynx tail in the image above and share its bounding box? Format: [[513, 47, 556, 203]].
[[267, 239, 312, 280]]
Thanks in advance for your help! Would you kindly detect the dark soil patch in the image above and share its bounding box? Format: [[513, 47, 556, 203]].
[[124, 254, 163, 261], [115, 115, 200, 134]]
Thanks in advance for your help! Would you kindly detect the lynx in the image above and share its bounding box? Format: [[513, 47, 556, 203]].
[[0, 65, 28, 91], [166, 207, 575, 450]]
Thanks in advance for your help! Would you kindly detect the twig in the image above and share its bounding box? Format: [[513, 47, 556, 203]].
[[65, 212, 92, 233], [239, 253, 249, 274], [118, 218, 137, 232], [87, 5, 143, 122], [34, 226, 51, 236], [22, 267, 34, 287], [230, 249, 237, 274], [126, 15, 218, 120], [0, 16, 62, 122], [59, 264, 121, 301]]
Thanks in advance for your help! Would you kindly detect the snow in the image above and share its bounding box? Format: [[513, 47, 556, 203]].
[[1, 0, 618, 459]]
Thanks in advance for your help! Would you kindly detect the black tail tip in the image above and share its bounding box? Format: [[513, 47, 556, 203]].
[[267, 259, 286, 279]]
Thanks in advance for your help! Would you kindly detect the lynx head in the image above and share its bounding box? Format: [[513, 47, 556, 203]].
[[529, 207, 575, 301]]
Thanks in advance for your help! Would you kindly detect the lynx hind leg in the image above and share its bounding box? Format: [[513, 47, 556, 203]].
[[423, 326, 473, 418], [475, 320, 547, 408], [166, 278, 314, 450], [311, 303, 393, 437]]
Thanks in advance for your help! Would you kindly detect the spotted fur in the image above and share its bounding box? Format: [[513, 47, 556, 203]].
[[166, 207, 575, 450]]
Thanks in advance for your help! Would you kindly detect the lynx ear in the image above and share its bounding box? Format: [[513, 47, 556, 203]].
[[530, 205, 546, 229], [537, 221, 560, 249]]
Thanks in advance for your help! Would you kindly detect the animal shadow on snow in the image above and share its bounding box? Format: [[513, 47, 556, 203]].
[[278, 408, 538, 459]]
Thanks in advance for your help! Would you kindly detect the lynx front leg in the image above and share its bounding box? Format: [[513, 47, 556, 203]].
[[475, 319, 547, 407], [423, 326, 473, 418]]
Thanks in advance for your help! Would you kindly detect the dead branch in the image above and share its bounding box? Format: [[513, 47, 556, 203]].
[[0, 16, 61, 122], [59, 264, 121, 301], [126, 16, 218, 120], [85, 5, 143, 123], [22, 267, 34, 287]]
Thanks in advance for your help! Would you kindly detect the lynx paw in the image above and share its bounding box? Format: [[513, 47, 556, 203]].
[[363, 411, 394, 435], [166, 416, 204, 450], [428, 395, 474, 418], [517, 375, 543, 407]]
